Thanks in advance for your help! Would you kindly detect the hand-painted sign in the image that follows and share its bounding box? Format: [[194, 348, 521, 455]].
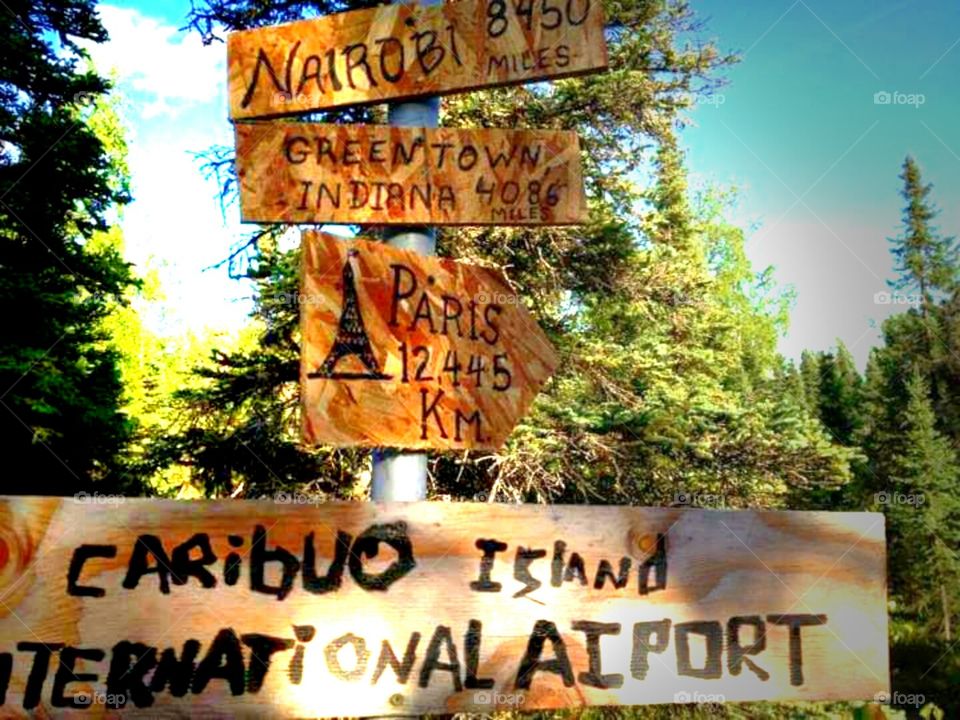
[[0, 498, 887, 716], [234, 123, 586, 225], [227, 0, 608, 119], [300, 231, 558, 449]]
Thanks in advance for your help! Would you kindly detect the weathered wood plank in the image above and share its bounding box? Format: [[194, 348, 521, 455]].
[[227, 0, 608, 119], [235, 122, 586, 225], [0, 498, 887, 716], [300, 231, 558, 449]]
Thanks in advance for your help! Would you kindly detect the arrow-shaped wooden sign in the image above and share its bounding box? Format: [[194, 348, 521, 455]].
[[227, 0, 608, 119], [300, 231, 558, 449]]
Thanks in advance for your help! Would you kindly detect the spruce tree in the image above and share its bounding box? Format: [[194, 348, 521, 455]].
[[0, 1, 136, 493], [889, 156, 958, 312], [816, 342, 862, 446], [884, 371, 960, 709]]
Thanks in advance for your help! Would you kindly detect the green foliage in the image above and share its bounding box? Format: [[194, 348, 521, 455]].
[[888, 157, 958, 308], [0, 0, 138, 494]]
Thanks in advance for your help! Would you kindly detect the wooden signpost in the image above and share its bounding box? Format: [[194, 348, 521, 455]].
[[0, 497, 887, 716], [227, 0, 608, 119], [300, 231, 558, 449], [235, 123, 586, 225]]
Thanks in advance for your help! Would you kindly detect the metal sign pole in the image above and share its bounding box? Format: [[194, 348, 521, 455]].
[[370, 3, 440, 503]]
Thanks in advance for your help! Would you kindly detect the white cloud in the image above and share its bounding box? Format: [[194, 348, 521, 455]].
[[81, 5, 224, 119]]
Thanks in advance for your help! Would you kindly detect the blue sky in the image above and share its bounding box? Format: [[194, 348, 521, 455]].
[[89, 0, 960, 365], [682, 0, 960, 365]]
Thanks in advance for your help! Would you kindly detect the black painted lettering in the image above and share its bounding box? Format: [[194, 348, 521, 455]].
[[638, 533, 667, 594], [288, 625, 315, 685], [372, 633, 420, 684], [675, 621, 723, 679], [123, 535, 173, 594], [191, 629, 245, 696], [479, 304, 502, 345], [464, 620, 494, 689], [412, 30, 445, 74], [106, 641, 157, 708], [550, 540, 566, 587], [0, 653, 11, 707], [240, 44, 294, 108], [296, 53, 324, 95], [514, 546, 547, 598], [325, 633, 369, 681], [421, 388, 448, 440], [242, 634, 294, 693], [344, 43, 377, 89], [349, 522, 417, 591], [285, 136, 310, 164], [438, 185, 455, 211], [441, 295, 463, 336], [304, 530, 351, 594], [419, 625, 462, 690], [470, 538, 508, 592], [150, 640, 200, 696], [51, 647, 104, 708], [572, 621, 623, 689], [563, 552, 588, 586], [19, 642, 64, 710], [342, 139, 361, 165], [67, 544, 116, 597], [630, 620, 670, 680], [594, 557, 631, 590], [515, 620, 574, 689], [171, 533, 217, 589], [767, 614, 826, 686], [727, 616, 769, 681], [454, 408, 484, 442], [390, 263, 417, 326], [376, 37, 405, 82], [250, 525, 300, 601]]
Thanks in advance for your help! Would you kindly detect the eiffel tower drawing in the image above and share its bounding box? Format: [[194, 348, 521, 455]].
[[308, 250, 391, 380]]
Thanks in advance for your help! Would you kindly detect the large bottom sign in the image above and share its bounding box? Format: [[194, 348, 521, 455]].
[[0, 498, 887, 716]]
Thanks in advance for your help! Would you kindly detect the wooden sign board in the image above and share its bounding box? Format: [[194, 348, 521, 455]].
[[235, 122, 586, 225], [227, 0, 608, 119], [300, 231, 558, 449], [0, 498, 887, 716]]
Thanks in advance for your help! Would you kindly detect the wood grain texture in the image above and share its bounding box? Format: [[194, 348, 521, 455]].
[[235, 122, 586, 225], [300, 231, 558, 449], [227, 0, 608, 119], [0, 497, 887, 717]]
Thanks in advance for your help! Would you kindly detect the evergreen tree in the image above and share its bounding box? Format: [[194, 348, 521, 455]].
[[815, 342, 862, 446], [798, 350, 821, 417], [882, 372, 960, 713], [0, 1, 137, 493], [888, 156, 958, 312]]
